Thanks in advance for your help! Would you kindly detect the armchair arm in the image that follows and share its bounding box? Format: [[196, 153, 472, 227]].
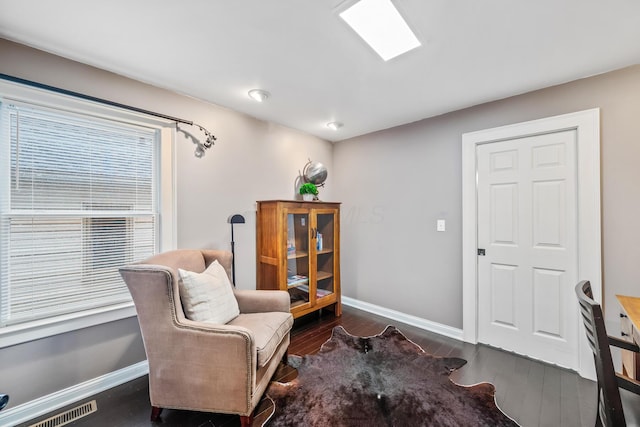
[[234, 289, 290, 313], [147, 318, 258, 414], [609, 335, 640, 353], [178, 317, 256, 337]]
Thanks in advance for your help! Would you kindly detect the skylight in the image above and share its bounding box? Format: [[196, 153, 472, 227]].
[[339, 0, 421, 61]]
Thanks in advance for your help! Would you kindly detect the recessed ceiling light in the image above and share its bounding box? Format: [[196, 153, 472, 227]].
[[339, 0, 421, 61], [248, 89, 270, 102], [327, 122, 344, 131]]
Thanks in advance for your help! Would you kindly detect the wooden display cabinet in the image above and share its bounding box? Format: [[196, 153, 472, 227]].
[[256, 200, 341, 318], [617, 295, 640, 380]]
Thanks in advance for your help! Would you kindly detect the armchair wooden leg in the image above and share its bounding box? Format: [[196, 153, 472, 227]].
[[150, 406, 163, 421], [282, 349, 288, 365], [239, 415, 252, 427]]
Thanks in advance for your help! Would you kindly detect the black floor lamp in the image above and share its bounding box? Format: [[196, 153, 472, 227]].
[[228, 214, 245, 286]]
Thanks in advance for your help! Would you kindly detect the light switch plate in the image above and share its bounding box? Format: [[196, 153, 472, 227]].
[[437, 219, 446, 232]]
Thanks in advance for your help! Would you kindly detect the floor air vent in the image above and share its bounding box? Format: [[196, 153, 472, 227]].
[[29, 400, 97, 427]]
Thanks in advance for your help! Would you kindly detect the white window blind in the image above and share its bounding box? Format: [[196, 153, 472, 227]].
[[0, 100, 158, 327]]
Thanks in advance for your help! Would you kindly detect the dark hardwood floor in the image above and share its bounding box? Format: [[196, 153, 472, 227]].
[[20, 306, 602, 427]]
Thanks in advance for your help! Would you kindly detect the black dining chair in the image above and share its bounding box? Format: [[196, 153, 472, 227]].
[[576, 280, 640, 426]]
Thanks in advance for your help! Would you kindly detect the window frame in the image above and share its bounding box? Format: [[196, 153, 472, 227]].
[[0, 79, 176, 348]]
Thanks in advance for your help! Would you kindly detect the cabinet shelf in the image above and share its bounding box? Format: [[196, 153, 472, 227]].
[[291, 300, 307, 309], [296, 284, 333, 299], [287, 251, 309, 260], [316, 249, 333, 256], [287, 275, 309, 289], [317, 271, 333, 281]]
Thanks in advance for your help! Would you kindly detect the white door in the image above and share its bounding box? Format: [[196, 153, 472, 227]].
[[476, 130, 578, 369]]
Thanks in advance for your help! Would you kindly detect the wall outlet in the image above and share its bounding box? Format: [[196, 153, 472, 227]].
[[437, 219, 446, 232]]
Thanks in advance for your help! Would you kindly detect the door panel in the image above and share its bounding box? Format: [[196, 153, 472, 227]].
[[490, 263, 518, 328], [491, 184, 518, 245], [477, 130, 578, 369], [285, 210, 312, 311], [532, 268, 564, 338], [533, 180, 565, 247]]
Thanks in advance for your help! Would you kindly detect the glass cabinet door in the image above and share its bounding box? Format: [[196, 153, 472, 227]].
[[315, 212, 335, 300], [286, 212, 311, 310]]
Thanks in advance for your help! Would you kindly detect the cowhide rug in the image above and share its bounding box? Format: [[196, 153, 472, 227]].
[[261, 326, 518, 427]]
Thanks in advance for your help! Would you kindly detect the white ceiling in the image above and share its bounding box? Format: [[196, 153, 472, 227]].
[[1, 0, 639, 142]]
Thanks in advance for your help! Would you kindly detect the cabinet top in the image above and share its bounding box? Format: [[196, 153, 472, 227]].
[[257, 200, 341, 205]]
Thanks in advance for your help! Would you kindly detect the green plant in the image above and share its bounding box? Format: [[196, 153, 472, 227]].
[[299, 182, 319, 195]]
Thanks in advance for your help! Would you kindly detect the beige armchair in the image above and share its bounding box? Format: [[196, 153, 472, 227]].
[[119, 249, 293, 427]]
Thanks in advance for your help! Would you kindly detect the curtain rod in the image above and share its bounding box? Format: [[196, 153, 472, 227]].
[[0, 73, 217, 157]]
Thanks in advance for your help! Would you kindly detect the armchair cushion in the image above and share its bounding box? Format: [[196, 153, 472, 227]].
[[229, 312, 294, 367], [178, 260, 240, 324]]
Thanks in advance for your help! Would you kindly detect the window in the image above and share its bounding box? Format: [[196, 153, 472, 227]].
[[0, 82, 175, 345]]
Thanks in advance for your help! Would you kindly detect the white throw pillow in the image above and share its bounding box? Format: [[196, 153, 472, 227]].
[[178, 260, 240, 324]]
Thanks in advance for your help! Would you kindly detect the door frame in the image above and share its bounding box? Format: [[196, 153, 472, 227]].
[[461, 109, 601, 379]]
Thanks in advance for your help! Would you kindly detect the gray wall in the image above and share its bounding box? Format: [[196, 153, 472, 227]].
[[0, 39, 334, 407], [2, 36, 640, 410], [334, 64, 640, 329]]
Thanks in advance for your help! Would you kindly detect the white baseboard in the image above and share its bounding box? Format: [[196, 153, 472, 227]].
[[0, 360, 149, 427], [342, 296, 463, 341]]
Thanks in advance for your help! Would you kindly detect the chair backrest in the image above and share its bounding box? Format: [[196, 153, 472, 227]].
[[575, 280, 626, 427]]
